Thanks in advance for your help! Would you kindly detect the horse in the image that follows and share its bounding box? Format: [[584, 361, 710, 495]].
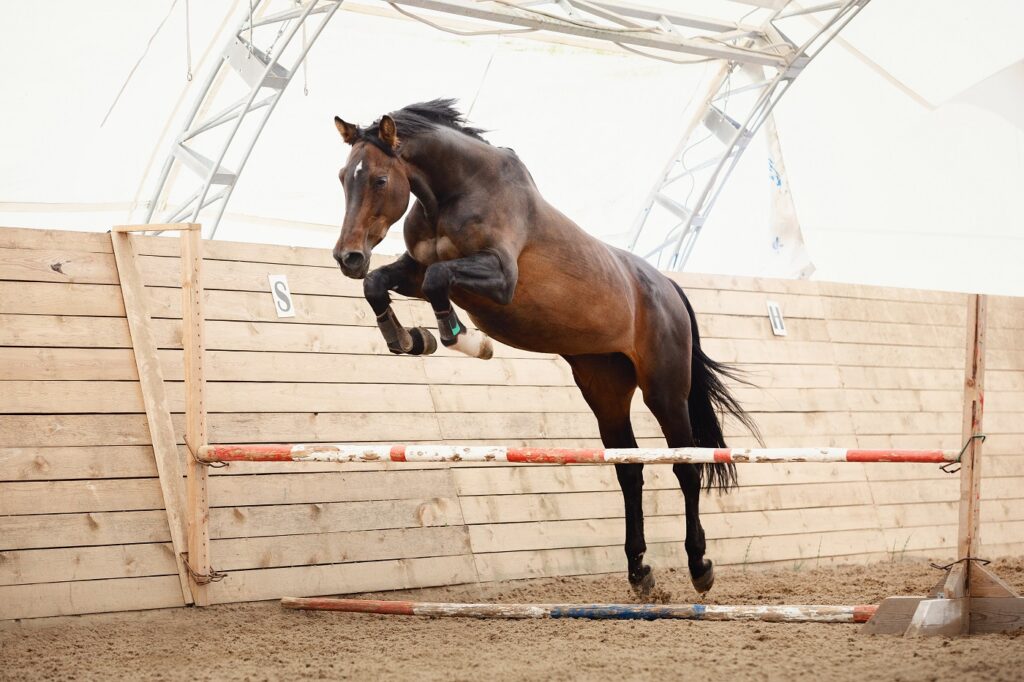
[[330, 99, 759, 597]]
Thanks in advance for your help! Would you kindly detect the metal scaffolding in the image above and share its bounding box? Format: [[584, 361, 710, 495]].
[[143, 0, 343, 237], [141, 0, 869, 255], [626, 1, 871, 270]]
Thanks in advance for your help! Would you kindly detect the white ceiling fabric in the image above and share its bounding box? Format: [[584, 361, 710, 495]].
[[2, 0, 1022, 294]]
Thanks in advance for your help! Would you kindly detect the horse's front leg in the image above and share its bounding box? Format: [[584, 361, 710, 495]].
[[421, 250, 518, 360], [363, 253, 437, 356]]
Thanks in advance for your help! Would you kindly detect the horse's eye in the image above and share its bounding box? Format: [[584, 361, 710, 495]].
[[373, 176, 388, 188]]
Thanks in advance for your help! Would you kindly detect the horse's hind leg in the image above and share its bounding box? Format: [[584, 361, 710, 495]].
[[564, 353, 654, 597], [637, 361, 716, 595]]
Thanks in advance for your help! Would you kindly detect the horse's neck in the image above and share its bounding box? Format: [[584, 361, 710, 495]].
[[406, 167, 439, 226], [402, 133, 489, 217]]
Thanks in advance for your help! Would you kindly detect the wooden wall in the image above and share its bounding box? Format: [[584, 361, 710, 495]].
[[1, 226, 1021, 619]]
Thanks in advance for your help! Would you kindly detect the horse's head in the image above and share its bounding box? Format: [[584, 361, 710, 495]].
[[332, 114, 410, 279]]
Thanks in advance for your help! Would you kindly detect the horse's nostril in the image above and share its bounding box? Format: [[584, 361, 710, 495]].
[[341, 251, 365, 271]]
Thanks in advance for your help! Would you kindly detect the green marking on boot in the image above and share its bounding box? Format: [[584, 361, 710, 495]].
[[451, 322, 461, 335]]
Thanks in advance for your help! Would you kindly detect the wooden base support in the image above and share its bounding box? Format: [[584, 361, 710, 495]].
[[864, 564, 1024, 636]]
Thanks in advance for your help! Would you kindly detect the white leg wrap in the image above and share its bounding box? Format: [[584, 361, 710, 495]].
[[450, 328, 494, 359]]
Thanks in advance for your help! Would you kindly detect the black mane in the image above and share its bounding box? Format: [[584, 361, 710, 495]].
[[360, 98, 487, 155]]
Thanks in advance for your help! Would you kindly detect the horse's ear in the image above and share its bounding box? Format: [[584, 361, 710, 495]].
[[334, 116, 358, 144], [378, 115, 400, 150]]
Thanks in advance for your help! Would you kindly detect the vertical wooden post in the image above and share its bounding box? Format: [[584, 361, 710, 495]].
[[958, 293, 986, 565], [955, 293, 987, 635], [181, 226, 212, 606]]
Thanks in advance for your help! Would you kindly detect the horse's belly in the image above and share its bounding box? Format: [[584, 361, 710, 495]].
[[452, 269, 633, 356]]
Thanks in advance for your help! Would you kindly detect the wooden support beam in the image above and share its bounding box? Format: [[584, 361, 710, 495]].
[[110, 231, 194, 606], [181, 228, 213, 606]]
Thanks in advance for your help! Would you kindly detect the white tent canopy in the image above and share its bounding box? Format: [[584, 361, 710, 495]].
[[3, 0, 1023, 294]]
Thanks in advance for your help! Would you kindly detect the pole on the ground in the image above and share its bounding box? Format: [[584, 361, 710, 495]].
[[281, 597, 878, 623]]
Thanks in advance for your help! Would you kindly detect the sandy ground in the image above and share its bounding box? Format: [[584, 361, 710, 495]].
[[3, 558, 1023, 682]]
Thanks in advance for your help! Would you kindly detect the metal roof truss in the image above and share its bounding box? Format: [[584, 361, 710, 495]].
[[142, 0, 869, 254]]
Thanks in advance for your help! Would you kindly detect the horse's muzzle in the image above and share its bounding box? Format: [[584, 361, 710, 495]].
[[335, 249, 369, 279]]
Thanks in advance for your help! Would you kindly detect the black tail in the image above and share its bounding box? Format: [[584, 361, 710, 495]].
[[673, 281, 763, 492]]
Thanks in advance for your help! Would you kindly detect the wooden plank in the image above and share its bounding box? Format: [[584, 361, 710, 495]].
[[0, 526, 472, 586], [206, 411, 445, 444], [821, 298, 966, 326], [815, 280, 964, 305], [435, 410, 854, 441], [209, 497, 466, 539], [0, 575, 183, 620], [838, 366, 964, 391], [0, 445, 159, 480], [0, 497, 478, 551], [473, 528, 889, 583], [207, 554, 478, 604], [0, 226, 113, 252], [0, 469, 459, 514], [0, 281, 124, 316], [0, 479, 165, 515], [882, 521, 1024, 555], [0, 412, 444, 447], [454, 461, 867, 496], [832, 344, 963, 369], [209, 469, 457, 507], [875, 498, 1024, 531], [0, 246, 118, 284], [110, 230, 193, 606], [0, 347, 138, 380], [865, 454, 1024, 482], [458, 486, 876, 527], [0, 381, 444, 414], [826, 319, 963, 348], [212, 526, 472, 571], [0, 313, 131, 348], [0, 543, 176, 586], [132, 231, 333, 268], [0, 509, 172, 550], [466, 505, 881, 553]]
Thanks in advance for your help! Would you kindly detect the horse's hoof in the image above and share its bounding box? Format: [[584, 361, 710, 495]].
[[629, 565, 655, 598], [450, 328, 492, 360], [408, 327, 437, 355], [477, 336, 494, 360], [690, 559, 715, 595]]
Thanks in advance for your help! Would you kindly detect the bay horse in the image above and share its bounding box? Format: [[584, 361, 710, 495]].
[[331, 99, 759, 597]]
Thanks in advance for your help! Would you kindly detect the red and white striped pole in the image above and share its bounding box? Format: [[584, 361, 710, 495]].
[[198, 443, 959, 465]]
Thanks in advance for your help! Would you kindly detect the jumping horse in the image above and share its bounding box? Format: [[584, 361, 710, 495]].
[[331, 99, 759, 596]]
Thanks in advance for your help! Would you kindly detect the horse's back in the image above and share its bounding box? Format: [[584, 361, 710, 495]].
[[458, 202, 686, 358]]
